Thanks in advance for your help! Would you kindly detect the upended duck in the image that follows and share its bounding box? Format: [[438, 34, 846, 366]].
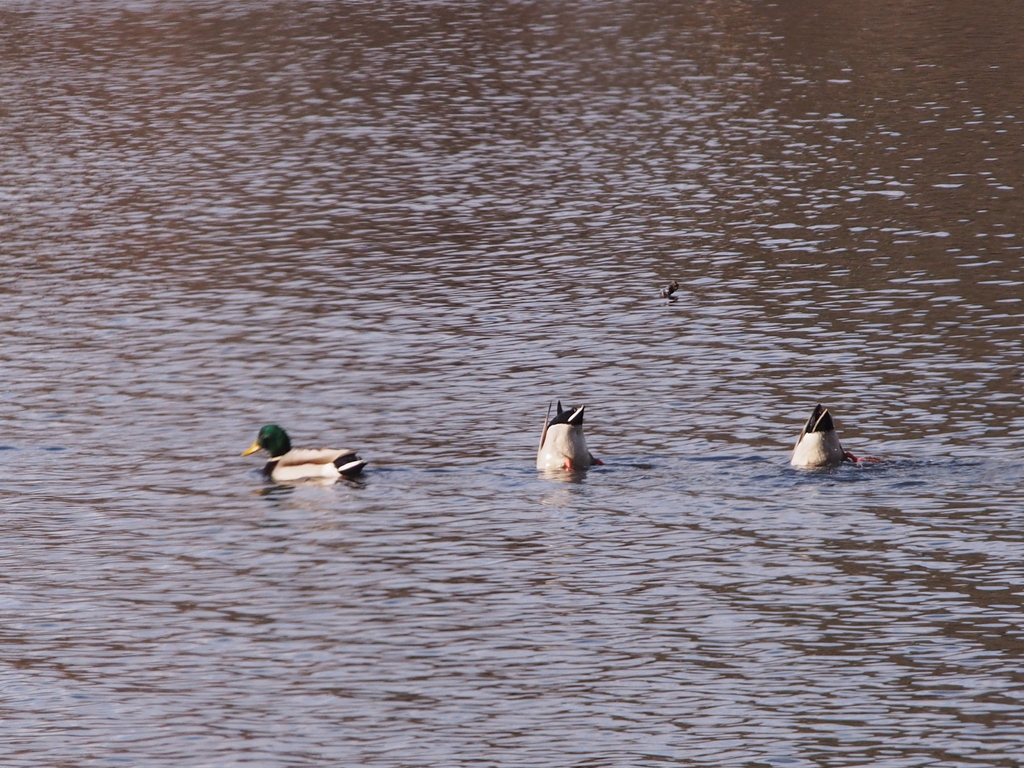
[[791, 404, 877, 467], [242, 424, 367, 482], [536, 401, 603, 471]]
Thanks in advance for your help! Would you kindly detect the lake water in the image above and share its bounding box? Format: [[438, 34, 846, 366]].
[[2, 1, 1024, 765]]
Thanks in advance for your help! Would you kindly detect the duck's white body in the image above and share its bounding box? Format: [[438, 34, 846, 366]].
[[536, 403, 600, 471], [266, 449, 367, 482], [791, 404, 847, 468], [537, 423, 594, 471]]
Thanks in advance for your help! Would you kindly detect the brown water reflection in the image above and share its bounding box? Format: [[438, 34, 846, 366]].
[[2, 1, 1024, 766]]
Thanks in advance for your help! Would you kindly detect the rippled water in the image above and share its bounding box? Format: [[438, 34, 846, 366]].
[[3, 1, 1024, 765]]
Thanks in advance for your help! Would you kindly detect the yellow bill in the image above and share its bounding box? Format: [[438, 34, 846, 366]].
[[241, 440, 262, 456]]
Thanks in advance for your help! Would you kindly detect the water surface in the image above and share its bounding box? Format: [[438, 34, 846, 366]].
[[2, 1, 1024, 765]]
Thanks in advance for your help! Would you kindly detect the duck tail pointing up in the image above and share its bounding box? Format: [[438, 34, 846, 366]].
[[567, 405, 585, 426], [808, 404, 835, 434]]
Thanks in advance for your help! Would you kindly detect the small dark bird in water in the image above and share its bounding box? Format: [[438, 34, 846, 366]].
[[660, 280, 679, 300]]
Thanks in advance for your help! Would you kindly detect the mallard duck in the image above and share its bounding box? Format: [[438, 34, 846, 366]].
[[791, 404, 858, 467], [241, 424, 366, 482], [536, 401, 603, 471]]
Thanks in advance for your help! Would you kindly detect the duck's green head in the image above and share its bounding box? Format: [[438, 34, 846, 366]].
[[241, 424, 292, 458]]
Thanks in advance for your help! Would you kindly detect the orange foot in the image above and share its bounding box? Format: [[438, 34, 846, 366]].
[[845, 451, 882, 464]]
